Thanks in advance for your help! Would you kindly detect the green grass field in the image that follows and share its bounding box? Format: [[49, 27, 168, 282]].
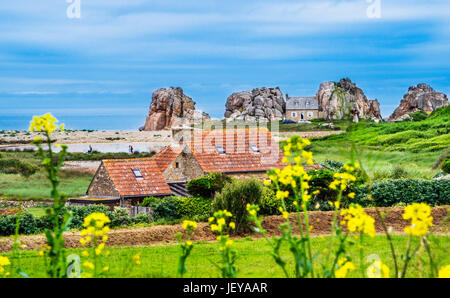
[[3, 235, 449, 278], [0, 171, 92, 199]]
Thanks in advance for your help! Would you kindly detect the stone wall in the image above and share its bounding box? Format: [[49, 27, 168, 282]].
[[87, 163, 120, 198], [286, 110, 319, 121], [163, 151, 205, 182]]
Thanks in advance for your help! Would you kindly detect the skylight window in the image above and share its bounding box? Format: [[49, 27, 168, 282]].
[[215, 145, 226, 155], [132, 168, 143, 179], [250, 144, 260, 154]]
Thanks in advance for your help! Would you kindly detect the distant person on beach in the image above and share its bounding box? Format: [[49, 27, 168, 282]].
[[129, 145, 134, 154], [88, 145, 93, 153]]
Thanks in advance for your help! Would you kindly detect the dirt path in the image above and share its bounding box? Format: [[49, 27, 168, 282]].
[[0, 206, 448, 253]]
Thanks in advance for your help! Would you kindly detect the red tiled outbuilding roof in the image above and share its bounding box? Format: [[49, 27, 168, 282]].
[[153, 146, 182, 169], [103, 158, 172, 197], [189, 128, 285, 173]]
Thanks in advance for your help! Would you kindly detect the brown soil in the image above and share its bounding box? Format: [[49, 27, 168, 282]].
[[0, 206, 448, 253]]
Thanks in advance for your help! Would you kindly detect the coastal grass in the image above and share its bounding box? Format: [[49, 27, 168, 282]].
[[0, 170, 92, 199], [3, 235, 449, 278]]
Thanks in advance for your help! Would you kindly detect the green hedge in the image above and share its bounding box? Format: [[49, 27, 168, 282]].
[[141, 196, 212, 221], [442, 159, 450, 174], [0, 205, 152, 236], [0, 158, 39, 177], [355, 179, 450, 207], [186, 173, 233, 198]]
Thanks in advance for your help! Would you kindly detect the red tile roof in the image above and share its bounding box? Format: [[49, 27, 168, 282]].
[[103, 158, 172, 197], [153, 146, 182, 169], [189, 128, 285, 173]]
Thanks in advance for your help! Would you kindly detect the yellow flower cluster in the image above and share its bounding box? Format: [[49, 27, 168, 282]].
[[335, 258, 355, 278], [209, 210, 235, 233], [133, 253, 141, 265], [29, 113, 64, 134], [367, 260, 390, 278], [283, 137, 311, 158], [438, 265, 450, 278], [80, 213, 111, 253], [340, 204, 376, 237], [182, 220, 198, 231], [329, 172, 356, 191], [403, 203, 433, 236], [0, 256, 10, 277], [246, 204, 260, 219]]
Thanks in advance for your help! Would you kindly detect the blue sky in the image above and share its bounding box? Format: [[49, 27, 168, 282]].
[[0, 0, 449, 130]]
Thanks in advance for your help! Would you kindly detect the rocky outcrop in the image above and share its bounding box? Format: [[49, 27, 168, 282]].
[[316, 78, 382, 122], [224, 87, 285, 122], [389, 84, 448, 121], [143, 87, 210, 131]]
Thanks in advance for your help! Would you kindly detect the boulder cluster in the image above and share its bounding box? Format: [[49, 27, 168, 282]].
[[142, 87, 210, 131], [388, 83, 448, 121], [316, 78, 382, 122], [224, 87, 285, 122]]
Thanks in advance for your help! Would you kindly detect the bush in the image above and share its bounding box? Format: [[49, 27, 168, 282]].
[[178, 196, 212, 221], [212, 179, 263, 232], [132, 213, 152, 224], [409, 111, 429, 122], [320, 160, 344, 172], [442, 159, 450, 174], [0, 213, 42, 236], [355, 179, 450, 207], [307, 169, 339, 211], [0, 158, 39, 177], [186, 173, 233, 198], [65, 205, 110, 230], [259, 187, 281, 215]]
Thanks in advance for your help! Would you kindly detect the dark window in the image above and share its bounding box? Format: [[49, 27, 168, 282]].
[[174, 162, 180, 168]]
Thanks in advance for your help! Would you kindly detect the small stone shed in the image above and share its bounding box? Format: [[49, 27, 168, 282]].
[[85, 129, 286, 207]]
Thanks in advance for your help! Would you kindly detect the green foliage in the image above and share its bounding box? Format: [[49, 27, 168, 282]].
[[320, 159, 344, 172], [307, 169, 339, 211], [65, 205, 110, 229], [259, 187, 281, 215], [212, 179, 263, 232], [409, 111, 429, 122], [131, 213, 152, 224], [186, 173, 233, 198], [178, 196, 212, 221], [318, 105, 450, 154], [355, 179, 450, 207], [442, 159, 450, 174], [0, 158, 39, 177]]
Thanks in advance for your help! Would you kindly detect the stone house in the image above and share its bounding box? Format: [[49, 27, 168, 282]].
[[85, 129, 285, 207], [285, 96, 321, 121]]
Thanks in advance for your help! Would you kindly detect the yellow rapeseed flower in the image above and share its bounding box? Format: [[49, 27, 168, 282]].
[[403, 203, 433, 236], [438, 265, 450, 278]]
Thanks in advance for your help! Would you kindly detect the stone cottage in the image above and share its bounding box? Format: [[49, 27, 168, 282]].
[[85, 129, 285, 207], [285, 96, 321, 121]]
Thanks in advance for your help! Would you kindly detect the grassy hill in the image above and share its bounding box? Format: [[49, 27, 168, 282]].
[[309, 106, 450, 179]]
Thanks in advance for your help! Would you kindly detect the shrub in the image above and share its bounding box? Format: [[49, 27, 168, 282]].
[[355, 179, 450, 207], [64, 205, 110, 230], [178, 196, 212, 221], [259, 187, 281, 215], [307, 169, 339, 211], [0, 158, 39, 177], [442, 159, 450, 174], [409, 111, 429, 122], [186, 173, 233, 198], [131, 213, 152, 224], [143, 196, 183, 221], [212, 179, 263, 232], [320, 160, 344, 172], [0, 213, 41, 236]]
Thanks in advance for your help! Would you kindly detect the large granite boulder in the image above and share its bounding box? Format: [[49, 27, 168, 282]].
[[143, 87, 210, 131], [224, 87, 285, 122], [316, 78, 382, 122], [389, 84, 448, 121]]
